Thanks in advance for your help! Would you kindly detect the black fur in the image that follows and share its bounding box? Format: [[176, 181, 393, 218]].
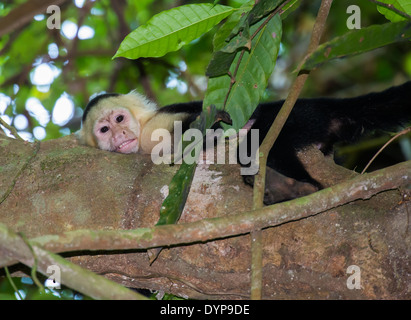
[[82, 93, 120, 122], [157, 101, 203, 114], [247, 81, 411, 183], [158, 101, 203, 132], [160, 81, 410, 204]]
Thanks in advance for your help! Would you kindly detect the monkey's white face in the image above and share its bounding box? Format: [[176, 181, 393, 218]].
[[94, 107, 141, 153]]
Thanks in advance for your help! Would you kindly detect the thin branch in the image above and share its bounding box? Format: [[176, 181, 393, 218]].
[[4, 267, 23, 300], [19, 232, 44, 291], [367, 0, 411, 20], [0, 0, 70, 37], [253, 0, 334, 207], [361, 127, 411, 174], [217, 0, 298, 298], [251, 0, 334, 299], [0, 224, 148, 300], [0, 118, 24, 141], [64, 0, 95, 71], [222, 51, 245, 109]]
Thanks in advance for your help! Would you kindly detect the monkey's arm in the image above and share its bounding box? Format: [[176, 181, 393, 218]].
[[139, 102, 203, 154]]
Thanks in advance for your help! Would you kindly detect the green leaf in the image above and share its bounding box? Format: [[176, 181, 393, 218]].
[[156, 162, 197, 226], [206, 51, 236, 77], [155, 110, 208, 226], [212, 0, 254, 51], [113, 3, 235, 60], [207, 0, 299, 78], [220, 21, 251, 53], [244, 0, 284, 25], [227, 0, 283, 42], [204, 14, 283, 131], [280, 0, 301, 20], [206, 1, 253, 77], [302, 21, 411, 71], [376, 0, 411, 22], [0, 293, 17, 300]]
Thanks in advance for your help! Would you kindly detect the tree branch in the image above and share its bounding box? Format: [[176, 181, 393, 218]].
[[251, 0, 334, 299], [1, 160, 408, 268], [0, 118, 23, 141], [0, 0, 70, 37], [0, 223, 147, 300]]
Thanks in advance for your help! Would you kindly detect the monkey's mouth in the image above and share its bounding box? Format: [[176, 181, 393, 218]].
[[116, 139, 138, 153]]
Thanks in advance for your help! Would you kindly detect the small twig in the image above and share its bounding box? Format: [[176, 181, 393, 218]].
[[254, 0, 333, 206], [361, 127, 411, 174], [19, 232, 45, 292], [251, 0, 334, 299], [367, 0, 411, 20], [0, 117, 23, 141], [249, 0, 292, 40], [0, 224, 148, 300], [245, 0, 296, 299], [222, 52, 245, 110], [4, 266, 24, 300], [65, 0, 95, 70]]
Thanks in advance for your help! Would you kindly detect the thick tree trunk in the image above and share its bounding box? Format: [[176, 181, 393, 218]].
[[0, 134, 410, 299]]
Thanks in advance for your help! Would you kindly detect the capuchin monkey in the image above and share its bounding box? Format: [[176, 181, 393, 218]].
[[78, 81, 411, 204], [78, 91, 200, 154]]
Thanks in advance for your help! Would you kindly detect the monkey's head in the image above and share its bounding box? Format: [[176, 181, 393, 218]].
[[78, 91, 158, 154]]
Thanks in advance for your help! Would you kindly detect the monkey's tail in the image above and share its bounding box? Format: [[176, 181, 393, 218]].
[[344, 80, 411, 132], [327, 81, 411, 145]]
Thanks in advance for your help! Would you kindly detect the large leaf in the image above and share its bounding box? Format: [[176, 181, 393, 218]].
[[376, 0, 411, 22], [206, 1, 253, 77], [113, 3, 235, 60], [212, 0, 254, 52], [156, 162, 197, 226], [279, 0, 301, 20], [302, 21, 411, 71], [227, 0, 283, 42], [207, 0, 300, 78], [204, 14, 282, 131]]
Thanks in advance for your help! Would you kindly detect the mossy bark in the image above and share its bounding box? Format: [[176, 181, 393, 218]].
[[0, 135, 410, 299]]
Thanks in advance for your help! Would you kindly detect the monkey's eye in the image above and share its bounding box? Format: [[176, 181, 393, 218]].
[[116, 115, 124, 123], [100, 126, 109, 133]]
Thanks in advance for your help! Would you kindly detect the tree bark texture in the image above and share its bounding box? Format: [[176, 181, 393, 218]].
[[0, 134, 410, 299]]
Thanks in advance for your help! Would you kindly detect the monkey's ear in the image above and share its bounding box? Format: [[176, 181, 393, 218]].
[[125, 90, 158, 112], [126, 90, 153, 105], [126, 89, 145, 99]]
